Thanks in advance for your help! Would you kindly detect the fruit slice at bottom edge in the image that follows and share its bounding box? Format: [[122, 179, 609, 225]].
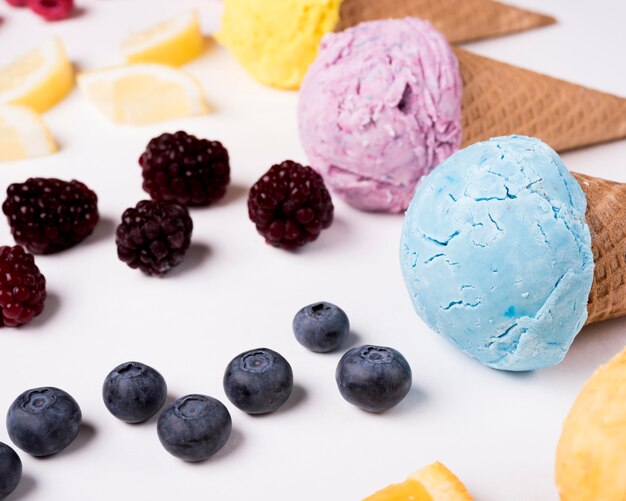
[[0, 37, 74, 114], [363, 462, 473, 501], [555, 346, 626, 500], [0, 105, 57, 162], [77, 64, 209, 125], [121, 10, 204, 67]]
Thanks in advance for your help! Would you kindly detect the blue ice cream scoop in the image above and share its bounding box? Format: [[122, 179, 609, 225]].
[[400, 135, 594, 371]]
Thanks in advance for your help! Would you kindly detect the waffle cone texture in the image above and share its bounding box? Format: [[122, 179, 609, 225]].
[[457, 49, 626, 152], [571, 172, 626, 324], [335, 0, 555, 43]]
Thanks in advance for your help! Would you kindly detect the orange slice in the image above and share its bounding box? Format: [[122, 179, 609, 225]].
[[364, 462, 473, 501]]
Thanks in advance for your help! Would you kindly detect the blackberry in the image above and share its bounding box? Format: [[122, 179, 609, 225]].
[[2, 178, 99, 254], [116, 200, 193, 276], [0, 245, 46, 327], [248, 161, 334, 249], [139, 131, 230, 206]]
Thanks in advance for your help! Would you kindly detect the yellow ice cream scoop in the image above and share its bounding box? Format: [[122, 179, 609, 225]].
[[556, 346, 626, 500], [215, 0, 341, 90]]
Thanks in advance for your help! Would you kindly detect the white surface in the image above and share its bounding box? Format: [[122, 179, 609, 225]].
[[0, 1, 625, 499]]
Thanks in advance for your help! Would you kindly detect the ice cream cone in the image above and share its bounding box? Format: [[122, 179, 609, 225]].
[[335, 0, 556, 43], [400, 135, 621, 371], [571, 172, 626, 325], [457, 48, 626, 152]]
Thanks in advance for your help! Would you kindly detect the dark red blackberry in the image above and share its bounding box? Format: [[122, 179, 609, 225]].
[[116, 200, 193, 276], [139, 131, 230, 207], [0, 245, 46, 327], [2, 178, 99, 255], [248, 161, 334, 250]]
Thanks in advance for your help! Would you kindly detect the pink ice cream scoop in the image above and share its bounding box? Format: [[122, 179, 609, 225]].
[[298, 18, 463, 213]]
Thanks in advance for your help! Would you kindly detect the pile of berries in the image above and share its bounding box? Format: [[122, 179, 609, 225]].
[[0, 131, 337, 333], [0, 176, 100, 328], [0, 128, 351, 494], [293, 301, 412, 412], [116, 131, 231, 276], [5, 0, 75, 21], [0, 299, 412, 496]]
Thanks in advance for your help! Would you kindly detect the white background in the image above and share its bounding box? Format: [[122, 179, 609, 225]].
[[0, 1, 625, 499]]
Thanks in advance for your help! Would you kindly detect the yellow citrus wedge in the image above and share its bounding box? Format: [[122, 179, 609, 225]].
[[556, 347, 626, 501], [77, 64, 209, 125], [121, 11, 204, 67], [0, 105, 57, 162], [363, 462, 473, 501], [0, 38, 74, 113]]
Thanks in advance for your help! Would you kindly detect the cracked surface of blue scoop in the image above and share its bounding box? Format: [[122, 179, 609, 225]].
[[400, 135, 594, 371]]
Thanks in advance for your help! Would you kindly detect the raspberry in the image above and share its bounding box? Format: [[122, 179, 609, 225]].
[[27, 0, 74, 20], [115, 200, 193, 276], [0, 246, 46, 327], [139, 131, 230, 207], [248, 161, 334, 250], [2, 178, 99, 255]]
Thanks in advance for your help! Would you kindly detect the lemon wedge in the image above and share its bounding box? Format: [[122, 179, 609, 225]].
[[78, 64, 209, 125], [121, 11, 204, 67], [0, 38, 74, 113], [0, 105, 57, 162], [364, 462, 473, 501]]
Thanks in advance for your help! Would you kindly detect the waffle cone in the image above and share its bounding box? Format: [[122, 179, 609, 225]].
[[335, 0, 555, 43], [572, 172, 626, 324], [457, 49, 626, 152]]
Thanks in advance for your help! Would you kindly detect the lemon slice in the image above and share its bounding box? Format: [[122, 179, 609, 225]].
[[0, 38, 74, 114], [0, 105, 57, 162], [364, 462, 473, 501], [121, 11, 204, 67], [77, 64, 209, 125]]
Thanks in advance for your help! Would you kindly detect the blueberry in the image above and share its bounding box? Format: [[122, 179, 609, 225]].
[[223, 348, 293, 414], [102, 361, 167, 424], [0, 442, 21, 498], [336, 345, 412, 412], [292, 301, 350, 353], [157, 395, 231, 462], [7, 387, 82, 456]]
